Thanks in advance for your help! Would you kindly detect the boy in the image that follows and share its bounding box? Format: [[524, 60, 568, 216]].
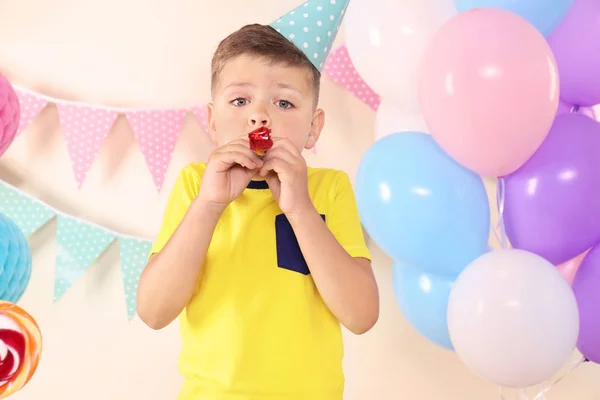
[[136, 1, 379, 399]]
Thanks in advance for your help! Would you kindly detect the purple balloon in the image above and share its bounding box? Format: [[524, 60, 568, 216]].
[[557, 100, 597, 120], [548, 0, 600, 106], [573, 244, 600, 363], [504, 114, 600, 265]]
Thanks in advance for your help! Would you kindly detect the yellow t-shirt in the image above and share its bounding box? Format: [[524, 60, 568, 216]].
[[150, 162, 371, 400]]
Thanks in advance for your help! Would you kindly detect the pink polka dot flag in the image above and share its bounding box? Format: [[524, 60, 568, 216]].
[[57, 104, 118, 187], [323, 45, 381, 110], [126, 109, 187, 192], [15, 90, 47, 135], [191, 105, 210, 134]]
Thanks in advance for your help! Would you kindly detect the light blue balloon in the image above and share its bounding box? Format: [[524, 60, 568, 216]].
[[355, 132, 490, 277], [392, 263, 454, 350], [455, 0, 574, 37], [0, 213, 32, 303]]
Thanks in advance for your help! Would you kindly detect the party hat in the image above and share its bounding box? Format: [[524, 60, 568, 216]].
[[270, 0, 349, 72]]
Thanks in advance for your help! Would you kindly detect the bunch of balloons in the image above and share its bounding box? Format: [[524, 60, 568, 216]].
[[350, 0, 600, 392]]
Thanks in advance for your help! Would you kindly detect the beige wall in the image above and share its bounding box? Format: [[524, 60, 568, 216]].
[[0, 0, 598, 398]]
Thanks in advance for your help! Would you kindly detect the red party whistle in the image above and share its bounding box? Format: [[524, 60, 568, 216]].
[[248, 126, 273, 156]]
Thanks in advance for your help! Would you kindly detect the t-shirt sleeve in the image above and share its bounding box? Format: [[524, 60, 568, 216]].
[[149, 164, 203, 258], [328, 170, 372, 261]]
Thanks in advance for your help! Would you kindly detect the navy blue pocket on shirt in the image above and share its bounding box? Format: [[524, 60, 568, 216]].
[[274, 213, 326, 275]]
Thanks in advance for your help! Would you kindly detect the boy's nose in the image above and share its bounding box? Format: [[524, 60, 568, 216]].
[[248, 109, 271, 128]]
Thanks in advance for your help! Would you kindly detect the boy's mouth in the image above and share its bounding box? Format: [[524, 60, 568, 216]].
[[248, 127, 273, 156]]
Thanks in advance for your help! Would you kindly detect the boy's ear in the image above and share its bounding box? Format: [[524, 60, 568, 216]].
[[207, 103, 217, 145], [305, 108, 325, 150]]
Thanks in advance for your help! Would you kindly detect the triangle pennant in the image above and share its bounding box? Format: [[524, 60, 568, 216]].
[[54, 215, 115, 301], [126, 109, 187, 192], [191, 105, 210, 134], [117, 237, 152, 320], [323, 45, 381, 110], [0, 182, 56, 237], [15, 90, 48, 135], [57, 104, 118, 187]]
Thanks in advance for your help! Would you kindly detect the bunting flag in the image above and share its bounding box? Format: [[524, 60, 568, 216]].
[[0, 180, 153, 319], [118, 238, 152, 320], [323, 45, 381, 110], [192, 105, 210, 134], [0, 183, 55, 237], [15, 90, 47, 134], [54, 215, 115, 301], [57, 104, 119, 187], [126, 109, 188, 192]]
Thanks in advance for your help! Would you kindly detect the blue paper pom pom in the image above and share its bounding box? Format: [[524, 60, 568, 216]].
[[0, 213, 32, 302]]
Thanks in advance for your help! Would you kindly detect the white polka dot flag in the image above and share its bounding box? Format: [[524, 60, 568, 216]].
[[323, 45, 381, 110], [15, 89, 47, 135], [54, 215, 115, 301], [126, 109, 188, 192], [57, 104, 119, 187], [118, 237, 152, 320]]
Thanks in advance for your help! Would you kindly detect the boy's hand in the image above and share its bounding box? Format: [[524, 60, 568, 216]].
[[259, 138, 313, 216], [198, 137, 264, 212]]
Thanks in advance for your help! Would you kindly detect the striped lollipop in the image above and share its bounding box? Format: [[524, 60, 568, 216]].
[[0, 302, 42, 398]]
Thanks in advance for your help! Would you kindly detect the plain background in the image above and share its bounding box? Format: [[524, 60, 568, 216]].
[[0, 0, 598, 398]]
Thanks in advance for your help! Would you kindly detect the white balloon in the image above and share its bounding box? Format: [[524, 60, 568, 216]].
[[447, 249, 579, 388], [374, 99, 430, 140], [344, 0, 456, 112]]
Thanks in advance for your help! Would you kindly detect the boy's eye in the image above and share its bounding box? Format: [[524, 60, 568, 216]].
[[231, 98, 248, 106], [276, 100, 294, 109]]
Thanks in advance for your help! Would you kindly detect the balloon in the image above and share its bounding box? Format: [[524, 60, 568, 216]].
[[557, 100, 597, 120], [374, 99, 429, 141], [455, 0, 573, 37], [448, 249, 579, 388], [503, 114, 600, 265], [418, 8, 559, 177], [557, 248, 590, 286], [355, 132, 490, 277], [548, 0, 600, 107], [392, 263, 454, 350], [0, 213, 32, 303], [0, 74, 20, 157], [573, 244, 600, 363], [345, 0, 457, 112]]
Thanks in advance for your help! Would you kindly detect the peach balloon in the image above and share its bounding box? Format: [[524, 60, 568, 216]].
[[418, 8, 559, 177], [557, 248, 590, 286]]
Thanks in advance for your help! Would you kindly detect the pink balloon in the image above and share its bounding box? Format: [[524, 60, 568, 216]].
[[557, 248, 590, 286], [418, 8, 559, 177]]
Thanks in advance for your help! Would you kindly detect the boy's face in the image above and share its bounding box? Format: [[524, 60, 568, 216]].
[[208, 55, 324, 152]]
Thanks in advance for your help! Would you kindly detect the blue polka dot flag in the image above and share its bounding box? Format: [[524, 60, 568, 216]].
[[270, 0, 349, 72], [54, 215, 115, 301], [0, 182, 55, 237], [117, 237, 152, 320]]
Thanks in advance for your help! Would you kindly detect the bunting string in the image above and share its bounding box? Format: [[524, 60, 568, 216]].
[[6, 44, 369, 191], [0, 179, 152, 320]]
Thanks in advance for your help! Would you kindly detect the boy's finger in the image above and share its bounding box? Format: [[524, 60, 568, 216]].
[[216, 144, 264, 165], [217, 152, 260, 170], [271, 137, 301, 156], [259, 158, 291, 176], [262, 146, 297, 165]]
